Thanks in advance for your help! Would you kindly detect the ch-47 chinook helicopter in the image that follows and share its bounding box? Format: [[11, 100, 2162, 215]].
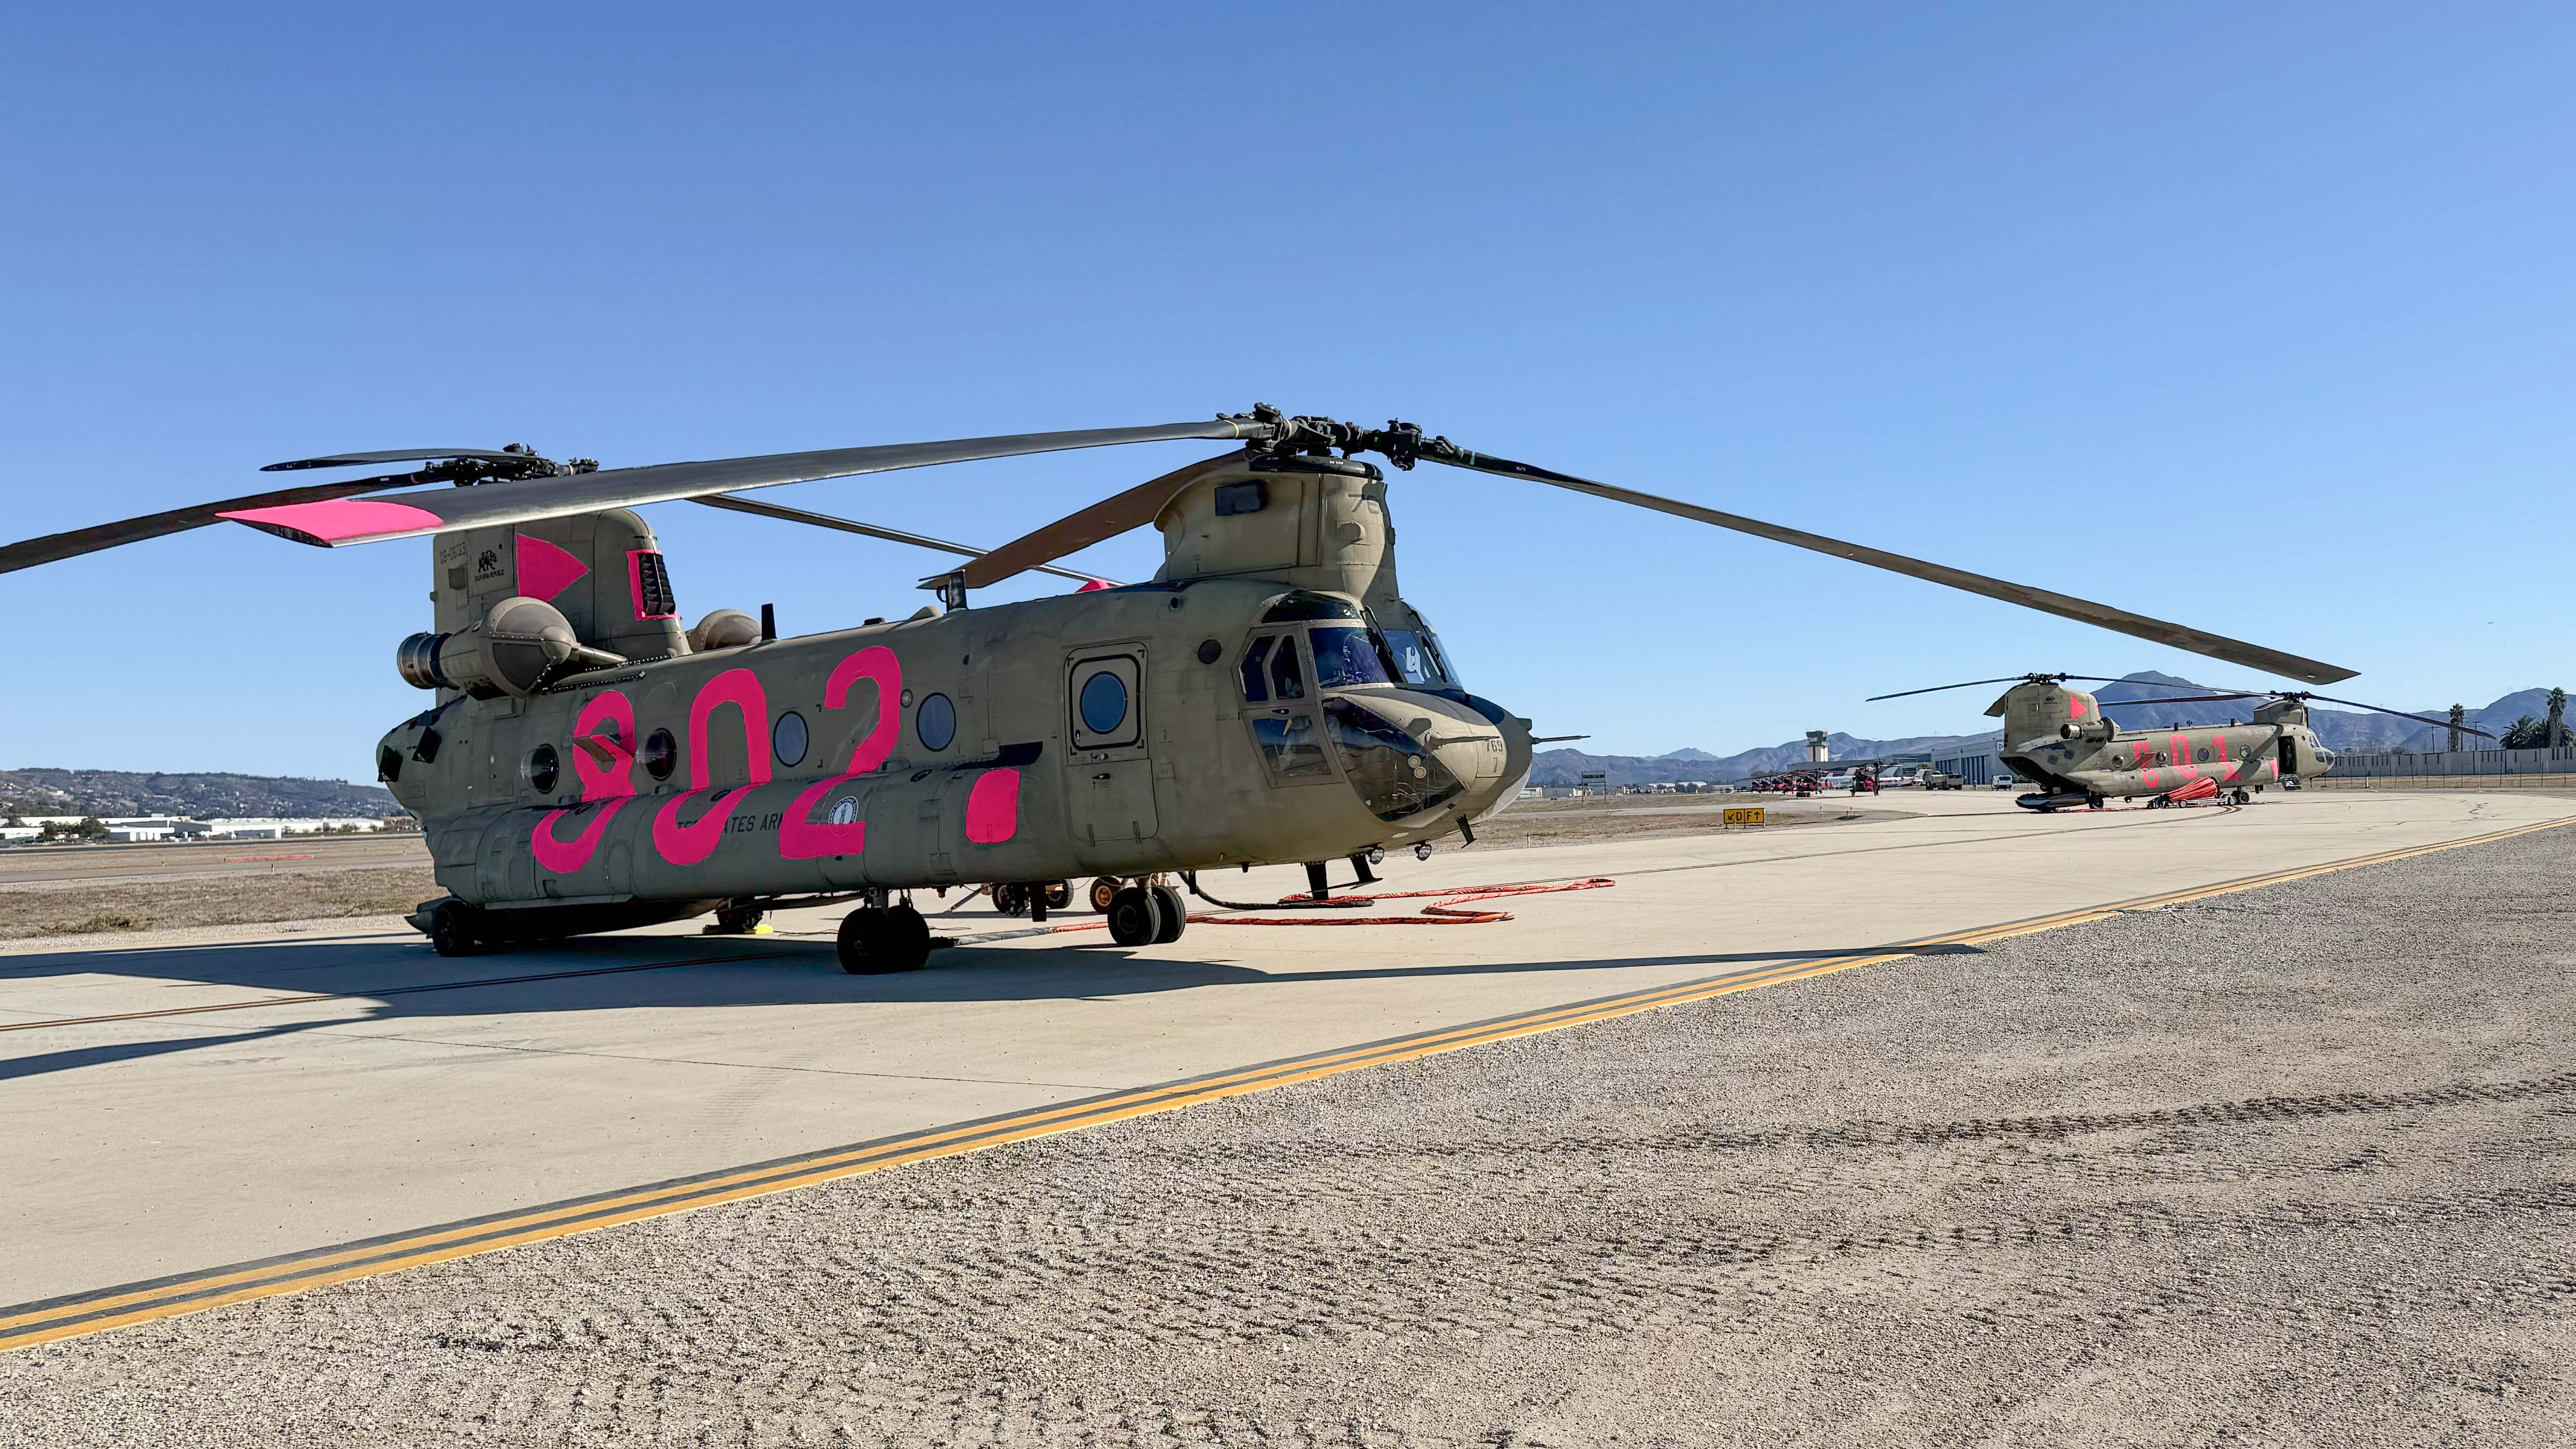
[[3, 406, 2361, 969], [1865, 673, 2487, 811]]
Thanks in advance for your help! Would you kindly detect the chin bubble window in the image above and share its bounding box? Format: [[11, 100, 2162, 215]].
[[916, 692, 956, 751], [1324, 699, 1463, 822]]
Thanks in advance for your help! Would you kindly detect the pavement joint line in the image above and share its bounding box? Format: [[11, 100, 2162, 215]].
[[4, 811, 2568, 1352]]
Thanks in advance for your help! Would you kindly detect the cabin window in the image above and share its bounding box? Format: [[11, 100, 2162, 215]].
[[916, 693, 956, 752], [1240, 637, 1272, 702], [1079, 670, 1130, 736], [641, 728, 678, 781], [1310, 626, 1392, 688], [2194, 748, 2209, 763], [773, 711, 809, 767], [1214, 480, 1267, 516], [521, 743, 561, 795]]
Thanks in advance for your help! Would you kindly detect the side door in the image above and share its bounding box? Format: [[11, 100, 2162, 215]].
[[1238, 631, 1336, 788], [1065, 646, 1159, 843]]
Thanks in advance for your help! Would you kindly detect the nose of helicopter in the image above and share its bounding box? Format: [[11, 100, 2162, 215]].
[[1326, 689, 1531, 828]]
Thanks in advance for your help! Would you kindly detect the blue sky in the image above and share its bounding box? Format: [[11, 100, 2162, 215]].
[[5, 4, 2571, 778]]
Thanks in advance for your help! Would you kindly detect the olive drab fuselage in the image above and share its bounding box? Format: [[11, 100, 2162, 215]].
[[1985, 680, 2337, 802], [375, 452, 1534, 923]]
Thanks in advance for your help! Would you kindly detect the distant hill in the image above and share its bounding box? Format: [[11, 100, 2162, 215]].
[[0, 769, 398, 820], [1534, 730, 1988, 787], [1537, 675, 2570, 786]]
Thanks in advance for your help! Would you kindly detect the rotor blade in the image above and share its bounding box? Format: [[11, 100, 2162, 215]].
[[0, 473, 421, 576], [1415, 445, 2357, 686], [2305, 695, 2495, 738], [955, 453, 1241, 589], [262, 449, 539, 472], [216, 419, 1264, 550], [1864, 677, 2042, 702], [690, 495, 1113, 585], [2096, 692, 2264, 707], [1531, 734, 1591, 743]]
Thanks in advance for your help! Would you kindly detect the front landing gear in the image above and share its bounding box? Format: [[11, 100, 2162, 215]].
[[1107, 884, 1186, 947], [838, 900, 932, 975]]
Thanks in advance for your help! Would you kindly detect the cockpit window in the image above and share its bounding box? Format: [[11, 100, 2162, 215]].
[[1380, 628, 1450, 686], [1310, 626, 1392, 688], [1240, 636, 1272, 703], [1269, 636, 1306, 700]]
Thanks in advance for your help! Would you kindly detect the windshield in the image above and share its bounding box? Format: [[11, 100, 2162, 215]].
[[1378, 628, 1452, 687], [1325, 699, 1464, 822], [1309, 625, 1392, 688]]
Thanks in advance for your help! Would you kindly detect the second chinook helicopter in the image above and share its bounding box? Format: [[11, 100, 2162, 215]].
[[4, 409, 2361, 967], [1867, 674, 2486, 810]]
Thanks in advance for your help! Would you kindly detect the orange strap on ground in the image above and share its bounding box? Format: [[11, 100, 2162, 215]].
[[1205, 877, 1618, 926]]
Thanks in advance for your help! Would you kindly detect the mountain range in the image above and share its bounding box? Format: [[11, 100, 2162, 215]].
[[1531, 674, 2566, 787]]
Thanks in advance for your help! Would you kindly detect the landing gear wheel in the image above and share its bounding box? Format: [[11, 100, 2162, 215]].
[[838, 905, 932, 974], [1106, 885, 1163, 947], [1148, 884, 1188, 943], [990, 882, 1028, 917], [1088, 876, 1121, 914], [1043, 880, 1072, 911], [712, 903, 766, 934], [427, 899, 485, 958], [2086, 793, 2105, 810]]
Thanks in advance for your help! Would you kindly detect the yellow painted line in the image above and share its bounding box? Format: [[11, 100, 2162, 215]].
[[6, 812, 2568, 1352]]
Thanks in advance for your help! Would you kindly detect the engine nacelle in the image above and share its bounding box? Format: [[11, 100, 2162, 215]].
[[2059, 718, 2116, 743], [398, 596, 620, 698]]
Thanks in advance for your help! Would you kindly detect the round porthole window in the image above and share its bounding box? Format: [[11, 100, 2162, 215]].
[[1196, 638, 1222, 664], [917, 692, 956, 751], [1079, 670, 1129, 735], [521, 743, 560, 795], [773, 710, 809, 767], [641, 728, 678, 781]]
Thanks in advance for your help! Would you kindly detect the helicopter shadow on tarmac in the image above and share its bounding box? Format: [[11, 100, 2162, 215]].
[[0, 929, 1986, 1086]]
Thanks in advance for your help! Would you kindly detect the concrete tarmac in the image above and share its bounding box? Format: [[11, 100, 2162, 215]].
[[1, 789, 2566, 1314]]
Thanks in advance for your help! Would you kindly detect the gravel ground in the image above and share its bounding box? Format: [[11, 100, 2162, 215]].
[[5, 829, 2573, 1447], [0, 865, 439, 939]]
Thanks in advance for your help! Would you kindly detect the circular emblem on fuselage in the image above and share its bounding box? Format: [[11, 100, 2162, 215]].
[[828, 796, 861, 827]]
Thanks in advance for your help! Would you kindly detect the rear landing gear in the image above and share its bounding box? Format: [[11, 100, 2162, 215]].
[[2087, 793, 2105, 810], [838, 902, 932, 974], [426, 898, 485, 958], [1088, 876, 1121, 914]]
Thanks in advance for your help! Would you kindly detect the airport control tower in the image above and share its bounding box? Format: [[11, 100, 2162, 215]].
[[1805, 730, 1829, 764]]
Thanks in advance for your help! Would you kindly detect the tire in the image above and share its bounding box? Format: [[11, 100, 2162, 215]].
[[1043, 880, 1072, 910], [880, 904, 932, 970], [428, 899, 485, 957], [713, 904, 766, 934], [1088, 876, 1121, 914], [838, 908, 929, 975], [1149, 884, 1188, 943], [991, 882, 1028, 917], [1106, 885, 1162, 947]]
